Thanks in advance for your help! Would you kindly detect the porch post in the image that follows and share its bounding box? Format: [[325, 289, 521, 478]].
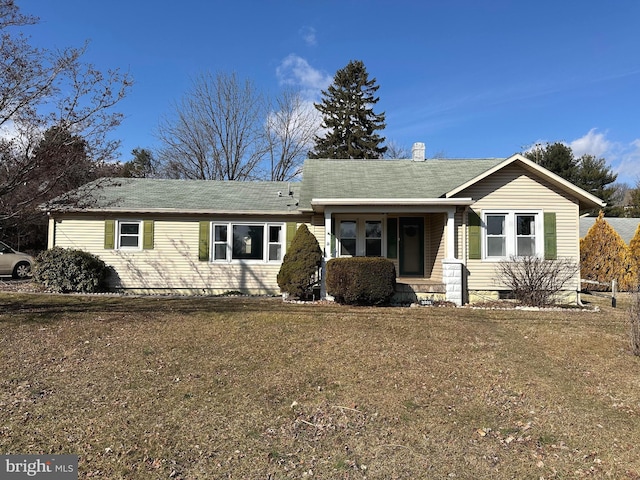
[[443, 259, 464, 306], [322, 209, 333, 299], [446, 208, 456, 259]]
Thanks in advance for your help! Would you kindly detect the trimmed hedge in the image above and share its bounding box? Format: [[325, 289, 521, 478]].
[[34, 247, 110, 293], [277, 224, 322, 299], [326, 257, 396, 305]]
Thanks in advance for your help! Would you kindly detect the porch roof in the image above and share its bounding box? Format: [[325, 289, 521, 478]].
[[298, 158, 504, 211]]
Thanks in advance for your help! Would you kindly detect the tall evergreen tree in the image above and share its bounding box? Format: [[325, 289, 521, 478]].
[[310, 60, 386, 159], [525, 142, 578, 183], [574, 154, 617, 215], [524, 142, 618, 215]]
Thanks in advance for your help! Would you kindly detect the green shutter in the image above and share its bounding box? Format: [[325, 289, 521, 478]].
[[198, 221, 210, 261], [104, 220, 115, 249], [387, 218, 398, 259], [468, 210, 481, 260], [286, 222, 297, 250], [143, 220, 154, 250], [544, 212, 557, 260]]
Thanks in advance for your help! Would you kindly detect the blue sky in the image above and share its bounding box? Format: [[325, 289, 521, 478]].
[[23, 0, 640, 185]]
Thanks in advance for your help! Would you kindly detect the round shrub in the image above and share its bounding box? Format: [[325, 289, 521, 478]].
[[34, 247, 110, 293], [326, 257, 396, 305], [277, 224, 322, 299]]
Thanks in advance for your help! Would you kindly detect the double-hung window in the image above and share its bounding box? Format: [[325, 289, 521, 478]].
[[483, 211, 541, 259], [118, 221, 142, 249], [486, 214, 506, 257], [515, 214, 536, 256], [211, 222, 284, 263], [339, 220, 357, 256], [337, 217, 384, 257], [213, 225, 229, 260], [365, 220, 382, 257], [268, 225, 283, 261]]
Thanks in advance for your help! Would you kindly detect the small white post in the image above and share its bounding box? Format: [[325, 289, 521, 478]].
[[612, 279, 617, 308]]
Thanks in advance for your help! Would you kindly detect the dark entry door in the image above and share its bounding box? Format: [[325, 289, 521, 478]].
[[399, 217, 424, 276]]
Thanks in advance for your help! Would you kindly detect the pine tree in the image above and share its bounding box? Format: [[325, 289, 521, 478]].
[[310, 60, 386, 159], [574, 154, 618, 216], [525, 142, 578, 183], [580, 211, 636, 291], [524, 143, 618, 215]]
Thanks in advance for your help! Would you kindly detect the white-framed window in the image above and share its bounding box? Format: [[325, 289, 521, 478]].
[[337, 217, 384, 257], [365, 220, 382, 257], [267, 224, 284, 261], [213, 224, 228, 260], [339, 220, 357, 256], [483, 211, 542, 259], [211, 222, 284, 263], [117, 220, 142, 249]]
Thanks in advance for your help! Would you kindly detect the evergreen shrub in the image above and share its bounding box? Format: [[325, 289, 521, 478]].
[[580, 211, 635, 291], [277, 225, 322, 299], [34, 247, 110, 293], [629, 223, 640, 287], [326, 257, 396, 305]]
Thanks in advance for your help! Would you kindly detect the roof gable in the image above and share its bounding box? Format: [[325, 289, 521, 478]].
[[445, 154, 605, 209]]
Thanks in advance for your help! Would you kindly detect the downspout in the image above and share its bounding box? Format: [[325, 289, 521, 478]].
[[46, 212, 55, 249]]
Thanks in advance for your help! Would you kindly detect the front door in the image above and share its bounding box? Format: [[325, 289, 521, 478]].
[[399, 217, 424, 276]]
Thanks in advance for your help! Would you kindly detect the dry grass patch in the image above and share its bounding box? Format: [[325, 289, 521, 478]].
[[1, 293, 639, 478]]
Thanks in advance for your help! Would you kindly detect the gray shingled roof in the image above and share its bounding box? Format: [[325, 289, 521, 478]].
[[45, 178, 301, 214], [297, 158, 505, 210], [579, 217, 640, 243]]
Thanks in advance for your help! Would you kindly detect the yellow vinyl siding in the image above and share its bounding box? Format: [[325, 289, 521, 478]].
[[426, 213, 445, 280], [459, 164, 580, 291], [51, 215, 311, 294]]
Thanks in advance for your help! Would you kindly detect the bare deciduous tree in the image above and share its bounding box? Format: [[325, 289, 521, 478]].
[[383, 141, 410, 159], [0, 0, 131, 228], [157, 72, 267, 180], [264, 88, 319, 181]]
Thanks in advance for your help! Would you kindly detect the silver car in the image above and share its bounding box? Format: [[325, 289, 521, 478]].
[[0, 241, 35, 278]]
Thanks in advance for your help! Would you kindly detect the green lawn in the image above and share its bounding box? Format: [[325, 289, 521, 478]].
[[1, 293, 639, 479]]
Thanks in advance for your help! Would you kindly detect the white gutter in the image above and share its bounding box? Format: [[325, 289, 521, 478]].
[[311, 198, 474, 206], [309, 197, 474, 213], [48, 208, 302, 216]]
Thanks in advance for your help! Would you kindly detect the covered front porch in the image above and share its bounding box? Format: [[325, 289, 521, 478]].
[[313, 199, 473, 305]]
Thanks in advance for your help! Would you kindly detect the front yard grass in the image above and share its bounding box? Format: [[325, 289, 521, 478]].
[[1, 293, 639, 479]]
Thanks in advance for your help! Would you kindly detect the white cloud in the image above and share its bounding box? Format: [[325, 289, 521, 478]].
[[276, 54, 332, 100], [570, 128, 611, 158], [299, 26, 317, 47], [613, 139, 640, 185], [568, 129, 640, 185]]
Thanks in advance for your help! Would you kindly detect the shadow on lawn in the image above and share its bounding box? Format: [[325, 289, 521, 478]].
[[0, 294, 333, 321]]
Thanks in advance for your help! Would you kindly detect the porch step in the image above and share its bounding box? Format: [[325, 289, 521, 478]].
[[395, 279, 445, 294], [392, 279, 446, 305]]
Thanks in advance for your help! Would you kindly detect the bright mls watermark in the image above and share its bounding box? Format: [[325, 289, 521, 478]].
[[1, 455, 77, 479]]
